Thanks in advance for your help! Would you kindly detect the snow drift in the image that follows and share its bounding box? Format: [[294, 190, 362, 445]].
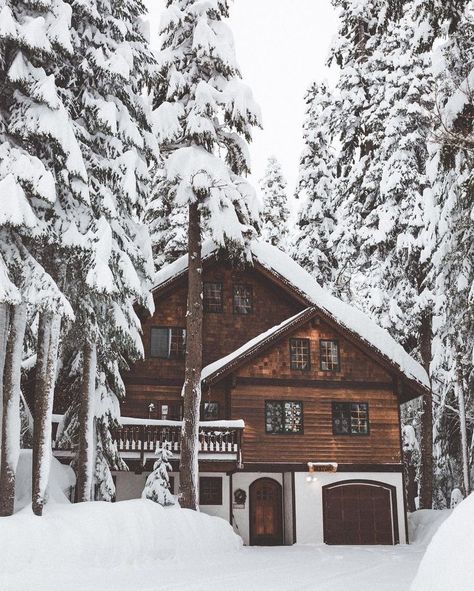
[[411, 494, 474, 591], [0, 499, 242, 573]]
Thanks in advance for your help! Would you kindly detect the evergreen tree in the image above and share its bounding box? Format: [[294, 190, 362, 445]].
[[293, 82, 337, 288], [0, 0, 83, 515], [155, 0, 261, 509], [142, 444, 175, 506], [259, 156, 289, 250], [53, 0, 157, 502]]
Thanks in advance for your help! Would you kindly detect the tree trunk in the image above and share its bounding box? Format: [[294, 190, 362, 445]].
[[76, 342, 97, 503], [0, 304, 27, 516], [456, 360, 470, 496], [418, 311, 433, 509], [32, 312, 62, 515], [179, 202, 203, 510], [0, 303, 11, 465]]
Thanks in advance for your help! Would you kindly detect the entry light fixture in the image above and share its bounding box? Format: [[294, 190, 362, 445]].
[[306, 461, 338, 483]]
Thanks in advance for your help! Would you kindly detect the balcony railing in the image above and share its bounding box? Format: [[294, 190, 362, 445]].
[[51, 416, 244, 467]]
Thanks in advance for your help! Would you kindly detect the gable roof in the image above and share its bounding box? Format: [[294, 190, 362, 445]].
[[152, 240, 430, 395]]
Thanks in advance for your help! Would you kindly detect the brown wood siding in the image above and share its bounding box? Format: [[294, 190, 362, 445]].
[[236, 320, 392, 383], [231, 384, 401, 464], [126, 263, 302, 387]]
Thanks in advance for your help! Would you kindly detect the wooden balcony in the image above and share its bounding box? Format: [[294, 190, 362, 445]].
[[52, 416, 244, 467]]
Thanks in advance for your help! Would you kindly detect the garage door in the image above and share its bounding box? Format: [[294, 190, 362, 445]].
[[323, 480, 398, 545]]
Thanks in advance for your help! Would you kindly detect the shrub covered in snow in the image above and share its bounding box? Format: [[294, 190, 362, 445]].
[[411, 494, 474, 591], [142, 444, 175, 506]]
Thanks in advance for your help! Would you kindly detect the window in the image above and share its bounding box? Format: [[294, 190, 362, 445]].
[[169, 476, 175, 495], [150, 327, 186, 359], [320, 339, 340, 371], [265, 401, 303, 434], [201, 401, 219, 420], [199, 477, 222, 505], [147, 401, 182, 420], [233, 284, 253, 315], [290, 338, 311, 370], [332, 402, 369, 435], [204, 282, 223, 313]]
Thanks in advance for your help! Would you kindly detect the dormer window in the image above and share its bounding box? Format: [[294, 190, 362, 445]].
[[233, 284, 253, 315], [204, 282, 223, 313], [150, 327, 186, 359]]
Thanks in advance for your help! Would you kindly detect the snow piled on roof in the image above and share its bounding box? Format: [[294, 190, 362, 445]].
[[201, 309, 311, 382], [153, 240, 429, 389]]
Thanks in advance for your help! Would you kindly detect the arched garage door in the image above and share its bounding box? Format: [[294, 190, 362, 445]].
[[322, 480, 399, 545]]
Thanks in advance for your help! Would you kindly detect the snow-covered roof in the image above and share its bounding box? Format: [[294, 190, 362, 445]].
[[201, 308, 315, 383], [152, 240, 430, 391]]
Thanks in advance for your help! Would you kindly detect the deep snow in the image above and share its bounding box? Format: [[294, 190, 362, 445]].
[[0, 501, 451, 591]]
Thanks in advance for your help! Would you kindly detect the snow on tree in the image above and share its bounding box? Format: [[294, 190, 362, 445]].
[[293, 82, 337, 288], [259, 156, 289, 250], [154, 0, 261, 509], [142, 444, 175, 506], [0, 0, 83, 515], [50, 0, 157, 502]]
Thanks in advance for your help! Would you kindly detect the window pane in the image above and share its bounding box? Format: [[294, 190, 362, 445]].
[[266, 401, 284, 433], [202, 402, 219, 420], [290, 338, 311, 370], [199, 477, 222, 505], [283, 401, 303, 433], [332, 402, 351, 434], [150, 328, 169, 358], [351, 403, 369, 434], [204, 282, 223, 312], [169, 328, 186, 358], [266, 401, 303, 434], [233, 284, 253, 315], [320, 340, 340, 371]]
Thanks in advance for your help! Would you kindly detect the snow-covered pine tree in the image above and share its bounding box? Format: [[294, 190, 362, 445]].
[[145, 160, 189, 269], [259, 156, 289, 250], [0, 0, 84, 515], [53, 0, 157, 502], [142, 444, 175, 506], [293, 82, 337, 289], [154, 0, 261, 509], [426, 1, 474, 497]]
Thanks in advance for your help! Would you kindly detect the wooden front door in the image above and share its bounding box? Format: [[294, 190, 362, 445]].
[[249, 478, 283, 546], [323, 480, 398, 545]]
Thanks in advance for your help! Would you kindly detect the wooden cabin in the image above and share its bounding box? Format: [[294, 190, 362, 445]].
[[56, 241, 430, 546]]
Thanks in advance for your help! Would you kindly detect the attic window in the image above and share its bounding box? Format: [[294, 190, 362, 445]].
[[233, 284, 253, 315], [290, 338, 311, 370], [204, 282, 223, 313], [320, 340, 340, 371]]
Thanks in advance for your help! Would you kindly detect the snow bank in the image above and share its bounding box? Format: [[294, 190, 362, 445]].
[[0, 499, 242, 573], [15, 449, 75, 511], [408, 509, 451, 546], [410, 495, 474, 591]]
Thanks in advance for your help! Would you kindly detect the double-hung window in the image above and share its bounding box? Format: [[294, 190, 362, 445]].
[[233, 284, 253, 315], [332, 402, 369, 435], [203, 282, 223, 313], [265, 401, 303, 434], [290, 338, 311, 370], [320, 339, 340, 371], [150, 327, 186, 359]]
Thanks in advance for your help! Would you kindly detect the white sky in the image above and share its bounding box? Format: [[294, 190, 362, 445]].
[[144, 0, 338, 202]]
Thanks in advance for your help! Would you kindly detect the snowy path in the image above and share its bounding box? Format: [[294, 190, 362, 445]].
[[2, 543, 424, 591]]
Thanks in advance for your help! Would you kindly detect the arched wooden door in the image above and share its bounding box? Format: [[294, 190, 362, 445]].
[[323, 480, 399, 545], [249, 478, 283, 546]]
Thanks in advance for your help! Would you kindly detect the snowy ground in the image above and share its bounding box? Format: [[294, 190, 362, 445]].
[[1, 539, 427, 591], [0, 503, 449, 591]]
